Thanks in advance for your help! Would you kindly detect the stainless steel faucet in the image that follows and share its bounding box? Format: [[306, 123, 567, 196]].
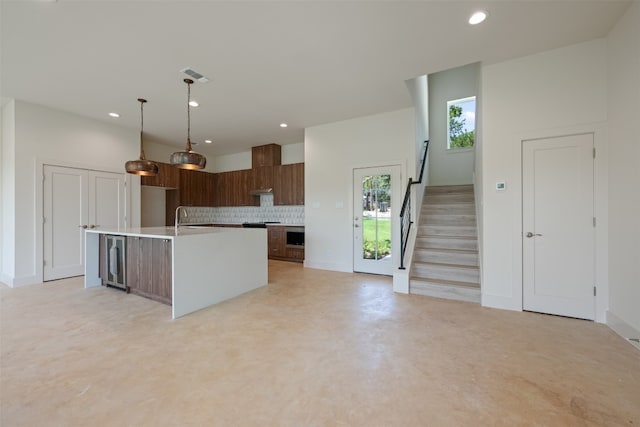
[[175, 206, 188, 231]]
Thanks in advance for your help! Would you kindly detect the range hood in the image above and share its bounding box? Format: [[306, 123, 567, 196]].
[[249, 188, 273, 196]]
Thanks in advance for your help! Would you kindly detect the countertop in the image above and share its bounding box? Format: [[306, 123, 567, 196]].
[[211, 223, 305, 227], [85, 226, 260, 239]]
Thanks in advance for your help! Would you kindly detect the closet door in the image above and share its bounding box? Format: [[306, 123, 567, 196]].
[[88, 170, 126, 232], [44, 166, 126, 281], [44, 166, 89, 281]]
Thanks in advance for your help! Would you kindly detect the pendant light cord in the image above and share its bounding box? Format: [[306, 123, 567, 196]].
[[186, 80, 192, 152], [139, 98, 147, 160]]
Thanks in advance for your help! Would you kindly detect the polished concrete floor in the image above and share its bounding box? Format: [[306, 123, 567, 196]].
[[1, 261, 639, 426]]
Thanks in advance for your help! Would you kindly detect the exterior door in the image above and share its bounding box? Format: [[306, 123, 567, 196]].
[[522, 134, 595, 320], [44, 166, 126, 281], [353, 165, 401, 275]]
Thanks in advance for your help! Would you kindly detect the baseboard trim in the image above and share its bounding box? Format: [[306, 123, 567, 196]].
[[0, 274, 41, 288], [481, 293, 522, 312], [303, 260, 352, 273], [607, 311, 640, 351]]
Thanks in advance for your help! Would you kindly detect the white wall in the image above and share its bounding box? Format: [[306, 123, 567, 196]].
[[1, 101, 16, 283], [211, 151, 252, 172], [481, 39, 609, 320], [281, 143, 305, 166], [474, 67, 484, 287], [304, 108, 415, 272], [1, 100, 140, 286], [145, 141, 305, 173], [428, 63, 478, 186], [606, 1, 640, 333], [141, 186, 167, 227]]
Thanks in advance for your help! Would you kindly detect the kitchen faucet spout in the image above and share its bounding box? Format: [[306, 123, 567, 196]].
[[175, 206, 188, 232]]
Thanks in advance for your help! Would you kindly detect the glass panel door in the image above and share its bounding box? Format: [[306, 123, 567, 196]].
[[353, 165, 401, 275]]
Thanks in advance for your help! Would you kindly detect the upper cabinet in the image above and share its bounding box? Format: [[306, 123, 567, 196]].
[[215, 169, 256, 207], [273, 163, 304, 205], [179, 169, 216, 207], [138, 145, 304, 208], [252, 144, 282, 168], [140, 162, 179, 188]]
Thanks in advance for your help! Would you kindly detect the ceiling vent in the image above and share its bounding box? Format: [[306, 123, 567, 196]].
[[180, 67, 209, 83]]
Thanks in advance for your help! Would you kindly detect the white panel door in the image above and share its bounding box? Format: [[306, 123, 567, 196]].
[[522, 134, 595, 320], [353, 165, 401, 275], [44, 165, 89, 281], [88, 170, 126, 232], [44, 166, 126, 281]]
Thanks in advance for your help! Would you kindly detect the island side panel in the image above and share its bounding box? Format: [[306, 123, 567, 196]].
[[172, 229, 268, 319], [84, 231, 101, 288]]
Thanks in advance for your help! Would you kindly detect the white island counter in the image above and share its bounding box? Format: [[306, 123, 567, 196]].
[[85, 226, 268, 319]]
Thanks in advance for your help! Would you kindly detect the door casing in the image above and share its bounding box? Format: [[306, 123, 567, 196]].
[[522, 133, 595, 319], [353, 164, 402, 275], [42, 165, 127, 281]]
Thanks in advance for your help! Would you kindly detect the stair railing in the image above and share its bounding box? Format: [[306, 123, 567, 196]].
[[399, 140, 429, 270]]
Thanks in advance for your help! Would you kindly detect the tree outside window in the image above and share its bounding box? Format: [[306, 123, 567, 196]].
[[447, 96, 476, 149]]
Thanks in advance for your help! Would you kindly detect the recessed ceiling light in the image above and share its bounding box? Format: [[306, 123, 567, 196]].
[[109, 112, 120, 118], [468, 11, 487, 25], [280, 123, 288, 128], [189, 101, 199, 107], [205, 139, 212, 144]]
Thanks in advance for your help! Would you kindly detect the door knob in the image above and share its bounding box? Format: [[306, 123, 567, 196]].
[[354, 224, 360, 228], [526, 232, 542, 238], [89, 225, 96, 229], [78, 225, 88, 229]]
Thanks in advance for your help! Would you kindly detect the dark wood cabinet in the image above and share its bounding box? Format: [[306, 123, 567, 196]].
[[231, 169, 255, 206], [126, 236, 172, 305], [252, 165, 274, 193], [273, 163, 304, 205], [141, 162, 179, 188], [252, 144, 281, 168], [285, 246, 305, 262], [179, 169, 215, 206], [267, 226, 304, 263], [267, 226, 285, 259], [138, 151, 303, 210], [214, 169, 256, 207]]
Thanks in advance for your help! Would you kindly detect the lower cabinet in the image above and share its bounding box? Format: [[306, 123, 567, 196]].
[[267, 226, 285, 259], [126, 236, 172, 305], [267, 226, 304, 263]]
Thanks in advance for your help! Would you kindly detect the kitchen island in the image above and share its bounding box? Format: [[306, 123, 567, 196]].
[[85, 226, 268, 319]]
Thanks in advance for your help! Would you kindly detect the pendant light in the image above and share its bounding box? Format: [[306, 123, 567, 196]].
[[125, 98, 159, 176], [170, 78, 207, 170]]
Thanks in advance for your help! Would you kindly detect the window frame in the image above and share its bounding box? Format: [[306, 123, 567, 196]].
[[446, 96, 476, 151]]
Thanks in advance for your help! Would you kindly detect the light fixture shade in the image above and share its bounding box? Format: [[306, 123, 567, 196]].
[[169, 150, 207, 170], [126, 98, 159, 176], [125, 159, 159, 175], [171, 78, 207, 170]]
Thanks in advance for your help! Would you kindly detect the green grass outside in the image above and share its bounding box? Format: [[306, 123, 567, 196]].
[[362, 217, 391, 259]]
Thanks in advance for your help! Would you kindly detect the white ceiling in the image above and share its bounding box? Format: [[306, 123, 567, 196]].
[[1, 0, 630, 156]]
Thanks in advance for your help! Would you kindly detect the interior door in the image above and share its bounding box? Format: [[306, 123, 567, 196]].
[[44, 166, 126, 281], [522, 133, 595, 320], [44, 165, 89, 281], [88, 170, 126, 232], [353, 165, 401, 275]]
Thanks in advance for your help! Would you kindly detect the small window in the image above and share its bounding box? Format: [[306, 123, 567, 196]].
[[447, 96, 476, 150]]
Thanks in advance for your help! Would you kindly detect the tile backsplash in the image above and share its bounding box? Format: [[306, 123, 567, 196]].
[[182, 194, 304, 225]]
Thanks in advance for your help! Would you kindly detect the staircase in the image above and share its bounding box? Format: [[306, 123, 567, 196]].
[[410, 185, 481, 303]]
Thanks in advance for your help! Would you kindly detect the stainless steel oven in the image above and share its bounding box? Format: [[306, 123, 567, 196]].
[[285, 227, 305, 248]]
